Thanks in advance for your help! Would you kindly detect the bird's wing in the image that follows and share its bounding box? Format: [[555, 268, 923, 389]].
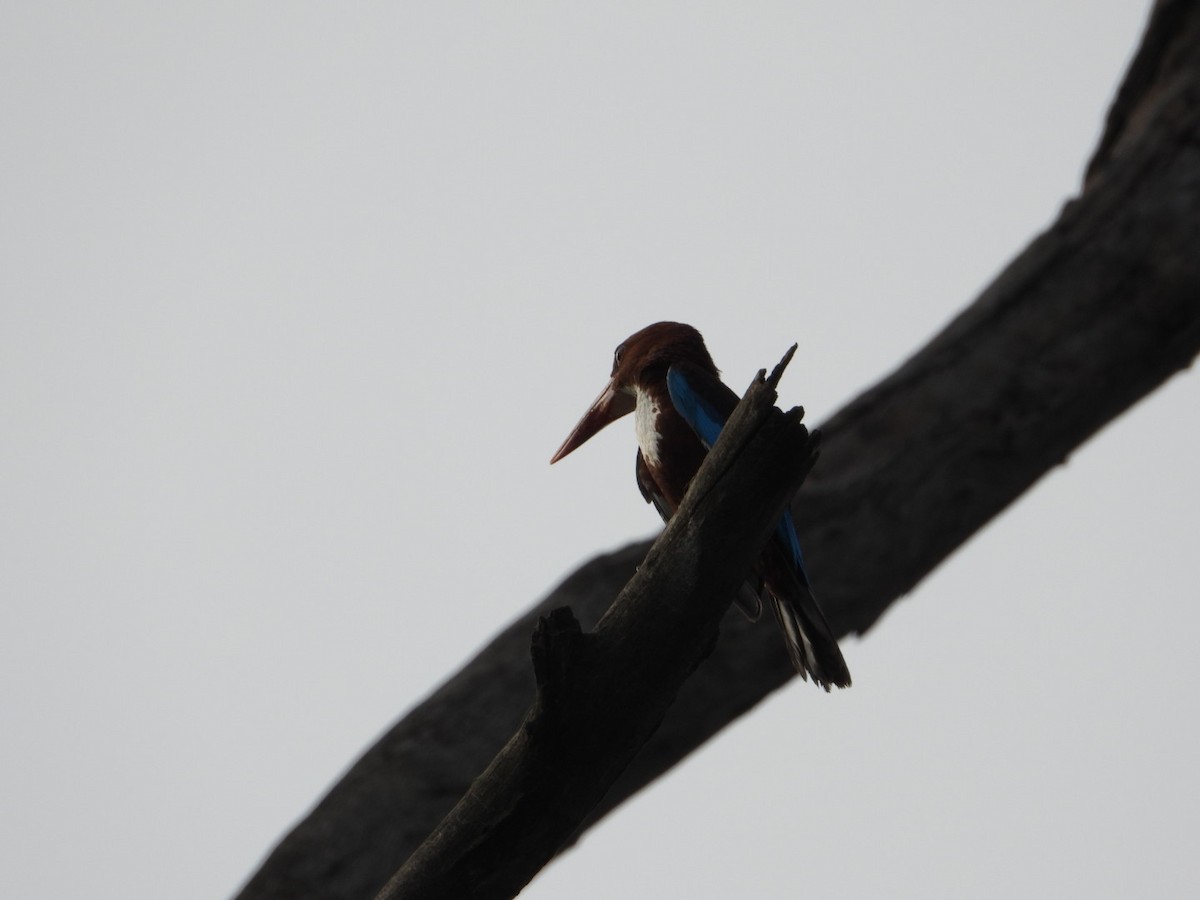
[[667, 362, 812, 587], [665, 362, 736, 451], [776, 509, 811, 587]]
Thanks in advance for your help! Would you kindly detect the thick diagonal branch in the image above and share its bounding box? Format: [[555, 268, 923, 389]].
[[235, 5, 1200, 899]]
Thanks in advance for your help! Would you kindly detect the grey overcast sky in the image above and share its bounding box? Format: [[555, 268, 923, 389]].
[[4, 3, 1195, 899]]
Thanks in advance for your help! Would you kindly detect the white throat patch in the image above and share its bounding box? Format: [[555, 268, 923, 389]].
[[634, 387, 661, 466]]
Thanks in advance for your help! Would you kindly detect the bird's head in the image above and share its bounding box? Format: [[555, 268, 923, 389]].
[[550, 321, 717, 463]]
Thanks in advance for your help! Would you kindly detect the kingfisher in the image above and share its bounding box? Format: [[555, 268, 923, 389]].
[[551, 321, 850, 690]]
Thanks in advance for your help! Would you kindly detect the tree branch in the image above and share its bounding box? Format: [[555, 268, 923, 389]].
[[374, 359, 818, 900], [235, 5, 1200, 899]]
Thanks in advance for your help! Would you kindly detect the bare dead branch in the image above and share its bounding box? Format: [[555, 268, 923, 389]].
[[374, 361, 818, 900], [235, 5, 1200, 899]]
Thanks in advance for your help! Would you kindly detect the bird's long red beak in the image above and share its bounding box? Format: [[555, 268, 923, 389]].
[[550, 381, 635, 463]]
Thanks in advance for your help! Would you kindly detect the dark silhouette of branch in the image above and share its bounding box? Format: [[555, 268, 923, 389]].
[[374, 354, 816, 900], [235, 4, 1200, 899]]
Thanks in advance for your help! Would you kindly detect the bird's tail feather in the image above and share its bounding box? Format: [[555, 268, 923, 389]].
[[768, 578, 851, 691]]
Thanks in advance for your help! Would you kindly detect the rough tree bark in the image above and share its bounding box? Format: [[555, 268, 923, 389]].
[[375, 355, 819, 899], [236, 4, 1200, 899]]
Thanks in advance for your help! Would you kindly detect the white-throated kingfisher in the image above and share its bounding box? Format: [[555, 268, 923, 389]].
[[551, 321, 851, 690]]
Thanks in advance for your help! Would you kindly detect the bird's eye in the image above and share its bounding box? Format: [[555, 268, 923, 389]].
[[612, 344, 625, 369]]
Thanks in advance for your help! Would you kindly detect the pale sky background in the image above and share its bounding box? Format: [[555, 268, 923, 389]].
[[3, 3, 1196, 899]]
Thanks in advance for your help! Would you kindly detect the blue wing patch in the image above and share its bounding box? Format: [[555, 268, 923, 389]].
[[778, 508, 812, 587], [668, 364, 812, 587], [666, 366, 726, 450]]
